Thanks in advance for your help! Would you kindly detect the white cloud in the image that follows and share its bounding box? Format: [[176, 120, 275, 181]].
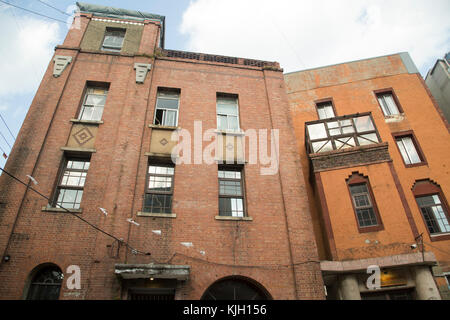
[[180, 0, 450, 74], [0, 7, 60, 96]]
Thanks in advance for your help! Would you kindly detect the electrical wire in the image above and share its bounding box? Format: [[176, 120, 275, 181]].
[[35, 0, 71, 17], [0, 166, 151, 256], [0, 0, 68, 24], [0, 113, 16, 141], [0, 131, 12, 150]]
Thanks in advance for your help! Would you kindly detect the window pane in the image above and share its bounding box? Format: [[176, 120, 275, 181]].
[[401, 137, 421, 164], [317, 104, 335, 119], [311, 140, 332, 153], [335, 137, 355, 149], [148, 176, 172, 192], [217, 115, 228, 130], [227, 116, 239, 130], [156, 97, 179, 110], [219, 180, 242, 196], [358, 133, 379, 146], [356, 207, 378, 227], [80, 106, 94, 121], [219, 197, 244, 217], [144, 194, 172, 213], [85, 94, 106, 106], [164, 110, 177, 126], [353, 116, 375, 132], [217, 103, 238, 116], [307, 123, 327, 140], [378, 93, 399, 116], [154, 109, 164, 125], [91, 106, 104, 121]]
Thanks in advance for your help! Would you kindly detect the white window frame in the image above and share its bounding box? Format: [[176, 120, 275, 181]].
[[153, 90, 180, 127], [377, 92, 400, 116], [317, 102, 335, 119], [78, 87, 108, 121], [216, 95, 240, 132], [395, 136, 421, 165]]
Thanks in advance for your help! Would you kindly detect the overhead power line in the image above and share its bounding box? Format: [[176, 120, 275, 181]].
[[0, 113, 16, 141], [0, 131, 12, 150], [35, 0, 71, 17], [0, 0, 68, 24], [0, 166, 151, 256]]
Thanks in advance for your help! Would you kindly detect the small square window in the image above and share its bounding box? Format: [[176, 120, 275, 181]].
[[316, 101, 335, 119], [102, 28, 125, 52]]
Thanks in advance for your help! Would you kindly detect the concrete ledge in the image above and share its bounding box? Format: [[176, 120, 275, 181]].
[[144, 152, 177, 159], [214, 129, 246, 136], [70, 119, 103, 125], [215, 215, 253, 221], [148, 124, 180, 130], [321, 252, 438, 274], [61, 146, 96, 153], [137, 212, 176, 218], [115, 263, 190, 280], [42, 206, 82, 213]]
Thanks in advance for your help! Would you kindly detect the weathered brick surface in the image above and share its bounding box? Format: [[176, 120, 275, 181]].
[[0, 13, 324, 300]]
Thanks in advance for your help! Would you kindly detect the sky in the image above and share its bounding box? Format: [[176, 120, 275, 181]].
[[0, 0, 449, 170]]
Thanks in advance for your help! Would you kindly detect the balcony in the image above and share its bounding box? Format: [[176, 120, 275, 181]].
[[305, 112, 381, 154], [305, 113, 391, 172]]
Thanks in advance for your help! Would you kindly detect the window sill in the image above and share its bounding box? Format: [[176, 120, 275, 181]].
[[149, 124, 180, 130], [403, 162, 428, 168], [137, 212, 176, 218], [384, 113, 405, 123], [61, 146, 96, 153], [215, 215, 252, 221], [70, 119, 103, 125], [214, 129, 245, 136], [430, 232, 450, 242], [42, 206, 82, 213]]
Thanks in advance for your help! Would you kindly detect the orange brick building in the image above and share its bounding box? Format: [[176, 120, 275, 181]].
[[0, 3, 324, 300], [285, 53, 450, 300]]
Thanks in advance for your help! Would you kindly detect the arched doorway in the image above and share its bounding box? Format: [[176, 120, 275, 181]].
[[25, 264, 64, 300], [201, 276, 272, 300]]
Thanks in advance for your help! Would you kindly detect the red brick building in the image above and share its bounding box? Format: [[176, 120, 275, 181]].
[[285, 53, 450, 300], [0, 3, 324, 300]]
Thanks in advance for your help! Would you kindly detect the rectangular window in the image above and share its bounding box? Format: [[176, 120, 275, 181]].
[[54, 157, 90, 209], [395, 135, 422, 165], [218, 167, 245, 217], [376, 92, 400, 116], [416, 195, 450, 234], [217, 94, 239, 131], [143, 164, 175, 213], [316, 101, 335, 119], [79, 87, 108, 121], [154, 90, 180, 126], [349, 183, 379, 228], [101, 28, 125, 52]]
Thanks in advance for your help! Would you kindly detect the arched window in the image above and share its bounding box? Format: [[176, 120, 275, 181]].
[[26, 265, 64, 300], [412, 180, 450, 239], [201, 276, 271, 300]]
